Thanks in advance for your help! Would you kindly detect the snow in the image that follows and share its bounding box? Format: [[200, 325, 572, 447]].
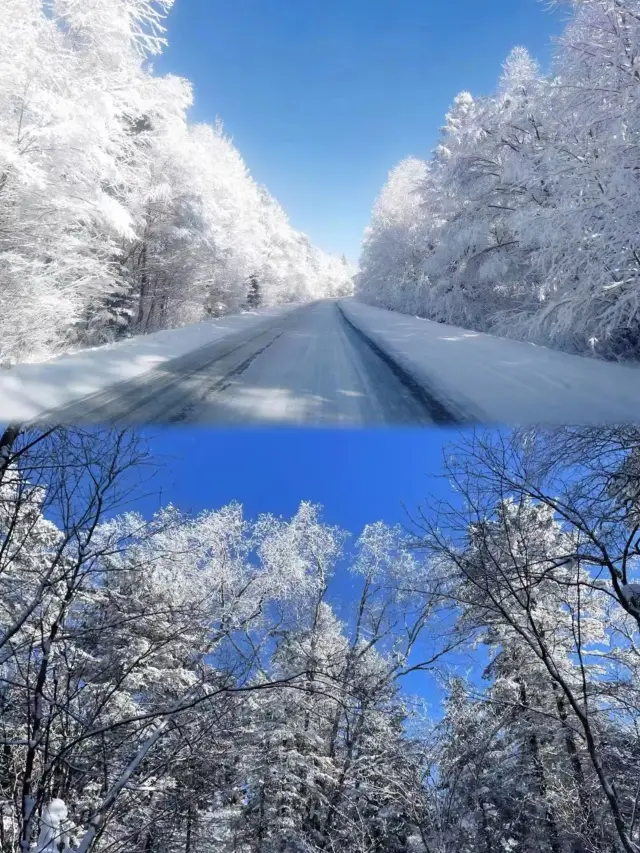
[[31, 301, 440, 425], [356, 19, 640, 361], [4, 297, 640, 425], [339, 298, 640, 424], [0, 305, 302, 422], [37, 799, 69, 853]]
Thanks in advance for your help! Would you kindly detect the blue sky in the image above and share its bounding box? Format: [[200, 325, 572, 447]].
[[156, 0, 565, 261], [133, 426, 456, 530]]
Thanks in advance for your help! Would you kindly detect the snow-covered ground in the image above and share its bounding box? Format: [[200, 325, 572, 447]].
[[0, 304, 302, 422], [28, 301, 442, 426], [3, 298, 640, 425], [339, 299, 640, 424]]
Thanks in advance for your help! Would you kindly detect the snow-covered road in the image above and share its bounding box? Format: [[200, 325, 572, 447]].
[[34, 301, 448, 426], [3, 298, 640, 426]]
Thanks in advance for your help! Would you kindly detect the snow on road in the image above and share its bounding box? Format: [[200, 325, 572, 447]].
[[339, 299, 640, 424], [35, 301, 442, 426], [0, 304, 302, 422], [2, 298, 640, 425]]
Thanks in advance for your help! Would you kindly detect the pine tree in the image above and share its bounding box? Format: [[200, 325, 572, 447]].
[[247, 275, 261, 309]]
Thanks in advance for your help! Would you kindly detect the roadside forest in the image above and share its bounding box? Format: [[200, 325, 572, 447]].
[[0, 0, 353, 365], [358, 0, 640, 360]]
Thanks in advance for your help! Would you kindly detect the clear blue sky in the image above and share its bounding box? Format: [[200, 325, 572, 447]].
[[155, 0, 565, 261], [134, 426, 454, 527]]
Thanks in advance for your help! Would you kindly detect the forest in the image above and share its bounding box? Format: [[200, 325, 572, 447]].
[[0, 423, 639, 853], [0, 0, 353, 366], [357, 0, 640, 361]]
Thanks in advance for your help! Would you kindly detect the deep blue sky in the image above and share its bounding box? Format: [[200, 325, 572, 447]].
[[133, 427, 456, 530], [155, 0, 565, 261]]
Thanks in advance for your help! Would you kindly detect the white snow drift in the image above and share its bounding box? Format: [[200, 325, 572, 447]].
[[340, 299, 640, 424]]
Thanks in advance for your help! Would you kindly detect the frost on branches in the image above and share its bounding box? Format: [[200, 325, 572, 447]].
[[0, 0, 353, 365], [1, 423, 640, 853], [357, 0, 640, 361]]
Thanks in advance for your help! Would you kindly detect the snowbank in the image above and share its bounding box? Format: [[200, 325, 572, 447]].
[[0, 304, 303, 421], [339, 299, 640, 424]]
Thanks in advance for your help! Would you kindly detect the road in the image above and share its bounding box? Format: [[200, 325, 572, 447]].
[[45, 302, 459, 426]]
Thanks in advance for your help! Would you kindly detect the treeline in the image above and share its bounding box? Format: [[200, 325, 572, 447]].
[[0, 0, 353, 365], [357, 0, 640, 360], [1, 424, 639, 853]]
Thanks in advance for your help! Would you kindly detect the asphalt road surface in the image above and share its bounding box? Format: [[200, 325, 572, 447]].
[[44, 302, 460, 426]]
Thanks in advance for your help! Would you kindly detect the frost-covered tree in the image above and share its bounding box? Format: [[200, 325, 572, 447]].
[[0, 427, 310, 853], [0, 443, 441, 853], [0, 0, 353, 365], [357, 0, 640, 361], [4, 423, 640, 853], [411, 425, 640, 853], [357, 158, 429, 314]]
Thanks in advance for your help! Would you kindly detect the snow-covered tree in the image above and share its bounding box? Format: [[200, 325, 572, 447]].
[[357, 0, 640, 361], [4, 423, 640, 853], [358, 158, 429, 314], [411, 425, 640, 853], [0, 0, 352, 365]]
